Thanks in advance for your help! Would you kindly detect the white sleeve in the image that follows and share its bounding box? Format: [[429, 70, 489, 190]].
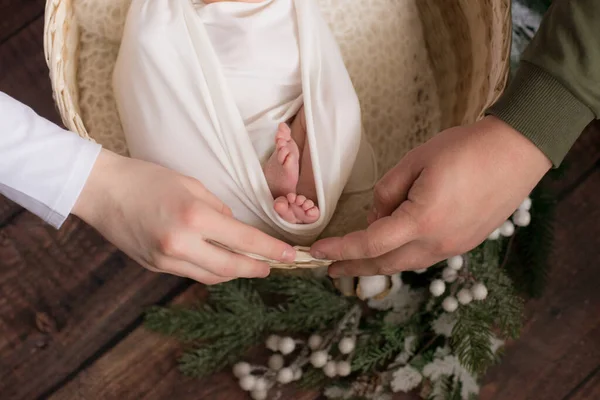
[[0, 92, 101, 228]]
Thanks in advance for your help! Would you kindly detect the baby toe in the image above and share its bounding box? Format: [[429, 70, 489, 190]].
[[286, 193, 297, 203], [307, 207, 320, 217], [277, 147, 290, 164], [276, 123, 292, 139], [302, 199, 314, 210], [276, 138, 288, 149], [295, 195, 307, 205], [274, 196, 289, 212]]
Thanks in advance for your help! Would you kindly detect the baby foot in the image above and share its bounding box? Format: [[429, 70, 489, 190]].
[[264, 123, 300, 198], [274, 193, 320, 224]]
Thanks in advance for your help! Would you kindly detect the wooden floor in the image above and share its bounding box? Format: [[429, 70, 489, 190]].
[[1, 3, 599, 399]]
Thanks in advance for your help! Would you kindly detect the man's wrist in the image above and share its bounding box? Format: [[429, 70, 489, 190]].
[[486, 62, 594, 167], [481, 115, 552, 174]]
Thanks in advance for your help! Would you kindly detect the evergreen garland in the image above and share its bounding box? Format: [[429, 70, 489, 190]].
[[145, 276, 354, 377], [144, 182, 553, 400], [142, 3, 557, 398]]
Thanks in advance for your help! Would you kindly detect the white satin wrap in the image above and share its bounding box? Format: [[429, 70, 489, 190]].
[[113, 0, 377, 245]]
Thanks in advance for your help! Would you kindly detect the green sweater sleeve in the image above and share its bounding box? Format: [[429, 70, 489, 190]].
[[487, 0, 600, 167]]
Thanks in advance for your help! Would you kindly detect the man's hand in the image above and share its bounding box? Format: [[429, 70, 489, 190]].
[[310, 116, 552, 277], [73, 149, 296, 284]]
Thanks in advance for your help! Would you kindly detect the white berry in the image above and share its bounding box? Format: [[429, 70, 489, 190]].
[[512, 209, 531, 227], [233, 362, 251, 378], [357, 275, 389, 299], [265, 335, 280, 352], [278, 337, 296, 355], [447, 255, 464, 270], [442, 296, 459, 313], [519, 197, 532, 211], [308, 334, 323, 350], [338, 337, 356, 355], [429, 279, 446, 297], [499, 221, 515, 237], [414, 268, 428, 274], [239, 375, 257, 391], [323, 361, 338, 377], [277, 367, 294, 384], [254, 378, 268, 392], [310, 350, 329, 368], [488, 228, 501, 240], [293, 368, 303, 381], [336, 361, 352, 377], [268, 354, 285, 371], [471, 283, 488, 301], [457, 288, 473, 305], [251, 390, 268, 400], [442, 267, 458, 283]]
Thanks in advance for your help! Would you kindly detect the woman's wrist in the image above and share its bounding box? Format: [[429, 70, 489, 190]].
[[72, 148, 122, 226]]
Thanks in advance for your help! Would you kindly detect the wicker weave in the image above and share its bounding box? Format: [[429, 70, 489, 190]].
[[43, 0, 511, 269]]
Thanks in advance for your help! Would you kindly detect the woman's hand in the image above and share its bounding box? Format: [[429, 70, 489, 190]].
[[73, 149, 296, 284], [311, 116, 552, 277]]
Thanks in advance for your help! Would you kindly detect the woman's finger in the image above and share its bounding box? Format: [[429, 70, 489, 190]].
[[184, 177, 233, 216], [206, 211, 296, 263], [163, 233, 272, 278], [159, 257, 236, 285]]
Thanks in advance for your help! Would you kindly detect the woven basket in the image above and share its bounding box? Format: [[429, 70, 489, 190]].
[[44, 0, 511, 269]]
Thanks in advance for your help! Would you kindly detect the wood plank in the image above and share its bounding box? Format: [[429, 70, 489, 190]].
[[0, 0, 45, 43], [480, 170, 600, 400], [49, 170, 600, 399], [544, 120, 600, 197], [566, 366, 600, 400], [0, 212, 184, 400], [0, 16, 61, 124], [0, 196, 21, 227], [49, 285, 323, 400]]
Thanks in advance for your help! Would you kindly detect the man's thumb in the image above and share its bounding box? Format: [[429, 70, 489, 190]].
[[370, 160, 420, 223]]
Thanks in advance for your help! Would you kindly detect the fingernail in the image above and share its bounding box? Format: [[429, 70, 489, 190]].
[[329, 270, 343, 278], [367, 213, 376, 225], [282, 247, 296, 262], [329, 267, 343, 278], [367, 207, 378, 224], [311, 250, 326, 260]]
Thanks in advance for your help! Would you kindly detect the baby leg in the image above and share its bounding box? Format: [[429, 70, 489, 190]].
[[272, 107, 320, 224]]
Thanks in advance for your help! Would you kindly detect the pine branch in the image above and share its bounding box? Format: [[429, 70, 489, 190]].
[[446, 377, 463, 400], [450, 304, 496, 375], [505, 188, 556, 298], [469, 241, 524, 339], [145, 280, 268, 342], [261, 276, 353, 333], [352, 316, 423, 373], [297, 368, 329, 389], [178, 333, 258, 377]]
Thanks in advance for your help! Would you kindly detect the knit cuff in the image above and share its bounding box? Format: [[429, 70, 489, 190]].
[[486, 61, 594, 167]]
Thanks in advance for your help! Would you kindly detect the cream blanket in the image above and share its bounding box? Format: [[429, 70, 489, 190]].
[[113, 0, 377, 245]]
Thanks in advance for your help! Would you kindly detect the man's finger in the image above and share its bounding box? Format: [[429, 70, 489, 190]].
[[311, 207, 419, 261], [206, 211, 296, 263], [328, 241, 437, 277], [370, 159, 421, 222]]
